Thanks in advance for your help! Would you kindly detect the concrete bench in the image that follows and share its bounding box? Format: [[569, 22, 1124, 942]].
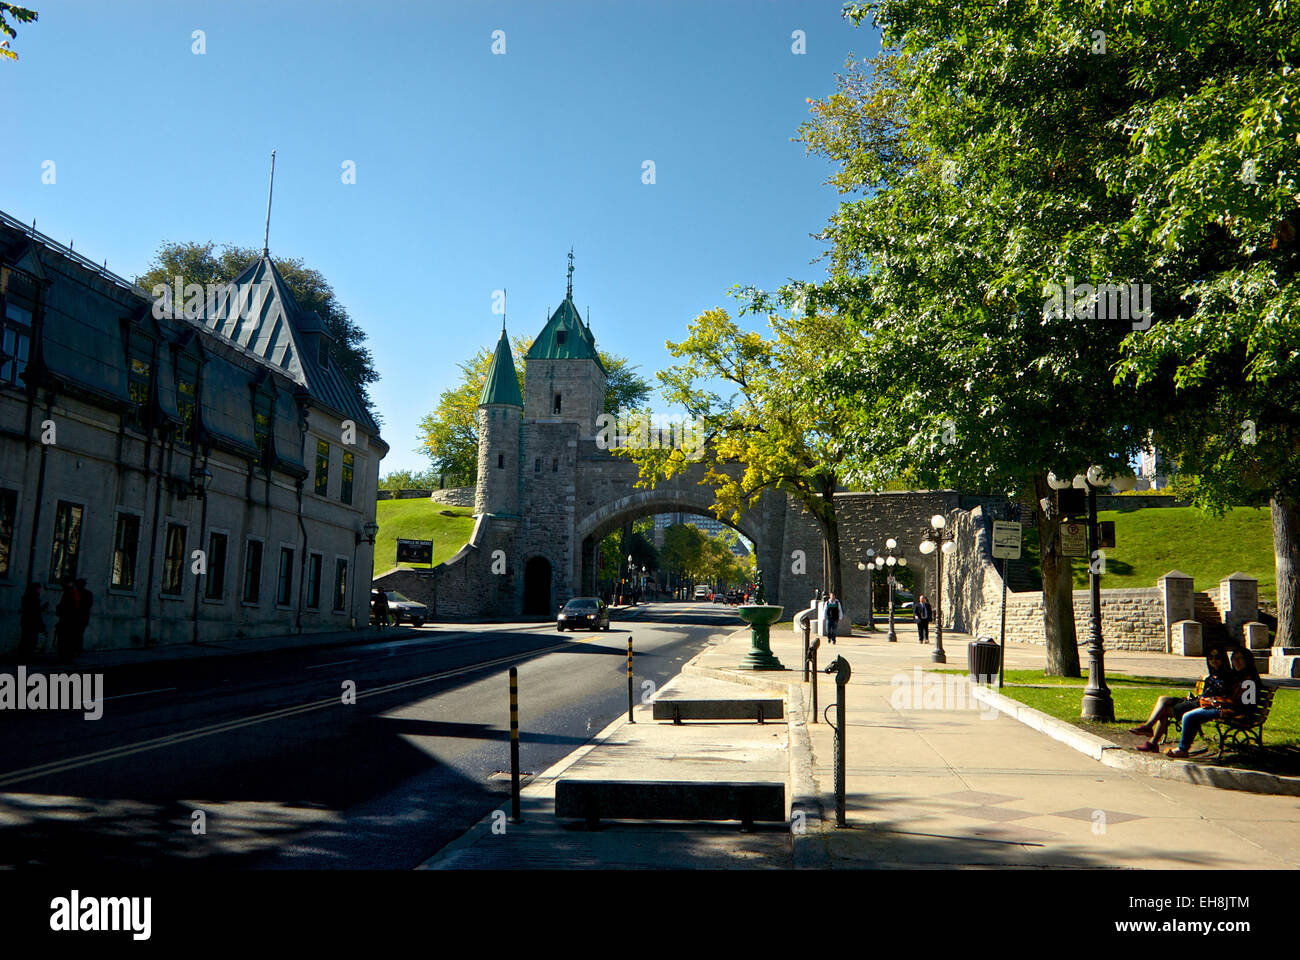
[[651, 698, 784, 724], [554, 779, 786, 830]]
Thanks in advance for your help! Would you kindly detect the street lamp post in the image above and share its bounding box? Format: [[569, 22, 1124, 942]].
[[858, 550, 877, 629], [1078, 466, 1115, 720], [877, 539, 905, 642], [919, 514, 955, 665]]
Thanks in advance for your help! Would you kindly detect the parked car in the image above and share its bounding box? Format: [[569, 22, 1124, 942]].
[[557, 596, 610, 632], [371, 589, 429, 627]]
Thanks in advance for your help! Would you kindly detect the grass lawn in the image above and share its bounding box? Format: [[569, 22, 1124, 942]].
[[374, 500, 476, 572], [1022, 506, 1275, 602], [943, 667, 1300, 773]]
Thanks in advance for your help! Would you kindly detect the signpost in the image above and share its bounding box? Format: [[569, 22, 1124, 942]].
[[991, 521, 1022, 688], [396, 538, 434, 567], [1060, 522, 1087, 557]]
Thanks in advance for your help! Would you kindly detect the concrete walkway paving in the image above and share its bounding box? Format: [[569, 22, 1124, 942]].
[[420, 619, 1300, 869], [420, 669, 796, 869], [772, 627, 1300, 869]]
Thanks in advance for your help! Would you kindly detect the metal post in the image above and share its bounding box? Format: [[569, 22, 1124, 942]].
[[998, 554, 1008, 688], [802, 617, 810, 682], [824, 656, 852, 828], [867, 565, 875, 629], [809, 637, 820, 723], [1081, 484, 1114, 719], [887, 576, 897, 642], [627, 635, 635, 723], [932, 547, 947, 664], [509, 666, 522, 823]]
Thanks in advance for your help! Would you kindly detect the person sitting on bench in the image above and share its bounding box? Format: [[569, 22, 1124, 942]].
[[1166, 644, 1259, 759], [1130, 643, 1228, 753]]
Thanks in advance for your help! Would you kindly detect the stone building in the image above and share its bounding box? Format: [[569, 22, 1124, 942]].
[[0, 210, 385, 651]]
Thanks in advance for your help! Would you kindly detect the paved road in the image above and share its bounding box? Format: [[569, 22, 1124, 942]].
[[0, 602, 740, 868]]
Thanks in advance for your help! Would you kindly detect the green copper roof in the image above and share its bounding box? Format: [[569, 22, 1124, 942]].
[[479, 329, 524, 407], [525, 298, 606, 374]]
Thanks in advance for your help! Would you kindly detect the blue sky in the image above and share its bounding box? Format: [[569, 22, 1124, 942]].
[[4, 0, 880, 475]]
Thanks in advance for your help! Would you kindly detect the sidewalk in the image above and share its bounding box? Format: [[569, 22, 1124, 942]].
[[421, 619, 1300, 870], [775, 626, 1300, 869]]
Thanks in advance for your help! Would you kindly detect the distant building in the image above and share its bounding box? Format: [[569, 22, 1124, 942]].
[[652, 511, 750, 556], [0, 210, 386, 651], [1138, 440, 1172, 490]]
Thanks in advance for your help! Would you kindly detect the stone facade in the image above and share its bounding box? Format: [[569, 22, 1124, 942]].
[[0, 211, 386, 650], [376, 487, 474, 504], [427, 486, 475, 506]]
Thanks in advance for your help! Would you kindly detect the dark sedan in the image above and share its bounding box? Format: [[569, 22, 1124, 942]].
[[557, 597, 610, 631]]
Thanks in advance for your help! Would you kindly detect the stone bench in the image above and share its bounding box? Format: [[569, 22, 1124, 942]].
[[554, 779, 786, 830], [651, 698, 784, 724]]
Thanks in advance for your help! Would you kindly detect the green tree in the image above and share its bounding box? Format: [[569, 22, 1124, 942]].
[[136, 242, 379, 414], [378, 468, 439, 491], [796, 0, 1299, 668], [417, 336, 652, 481], [0, 3, 37, 61], [619, 305, 859, 598]]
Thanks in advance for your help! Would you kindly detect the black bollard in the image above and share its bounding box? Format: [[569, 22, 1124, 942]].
[[802, 616, 811, 683], [807, 636, 820, 723], [627, 636, 635, 723], [824, 656, 852, 828], [509, 666, 522, 823]]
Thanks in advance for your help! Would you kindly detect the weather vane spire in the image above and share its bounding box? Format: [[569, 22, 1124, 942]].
[[566, 246, 574, 300], [502, 287, 507, 334], [263, 150, 277, 256]]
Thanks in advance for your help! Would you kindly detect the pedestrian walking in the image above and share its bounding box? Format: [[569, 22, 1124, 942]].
[[18, 582, 48, 659], [914, 595, 932, 644], [373, 588, 390, 630], [825, 593, 842, 644], [74, 578, 93, 656], [54, 577, 80, 662]]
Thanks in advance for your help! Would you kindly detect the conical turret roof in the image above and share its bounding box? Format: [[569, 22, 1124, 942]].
[[479, 328, 524, 407]]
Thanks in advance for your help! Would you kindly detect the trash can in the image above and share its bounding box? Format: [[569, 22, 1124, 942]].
[[967, 637, 1001, 684]]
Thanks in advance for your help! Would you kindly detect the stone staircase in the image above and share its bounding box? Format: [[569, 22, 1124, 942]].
[[1193, 591, 1229, 645]]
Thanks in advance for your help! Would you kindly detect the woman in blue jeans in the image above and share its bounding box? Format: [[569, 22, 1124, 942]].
[[1167, 645, 1259, 758], [1130, 644, 1229, 752]]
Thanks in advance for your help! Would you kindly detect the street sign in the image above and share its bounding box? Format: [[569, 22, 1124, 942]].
[[1098, 520, 1116, 549], [1059, 522, 1087, 557], [992, 521, 1022, 560], [1057, 487, 1086, 517], [396, 539, 434, 564]]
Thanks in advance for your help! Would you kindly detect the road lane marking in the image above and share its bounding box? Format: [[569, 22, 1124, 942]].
[[305, 658, 359, 670], [0, 641, 577, 788], [102, 687, 178, 702]]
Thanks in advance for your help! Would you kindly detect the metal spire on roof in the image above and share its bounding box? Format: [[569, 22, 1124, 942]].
[[566, 247, 574, 300], [263, 150, 277, 256], [502, 287, 507, 333]]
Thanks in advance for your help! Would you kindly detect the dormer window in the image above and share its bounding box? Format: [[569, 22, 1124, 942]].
[[176, 352, 200, 447], [318, 338, 330, 370], [556, 331, 567, 346], [253, 388, 273, 468]]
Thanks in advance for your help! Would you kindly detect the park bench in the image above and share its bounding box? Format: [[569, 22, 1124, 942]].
[[651, 698, 784, 724], [1170, 679, 1277, 760], [554, 779, 786, 830]]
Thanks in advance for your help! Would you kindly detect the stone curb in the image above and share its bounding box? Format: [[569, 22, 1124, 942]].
[[970, 683, 1300, 797], [682, 629, 829, 869]]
